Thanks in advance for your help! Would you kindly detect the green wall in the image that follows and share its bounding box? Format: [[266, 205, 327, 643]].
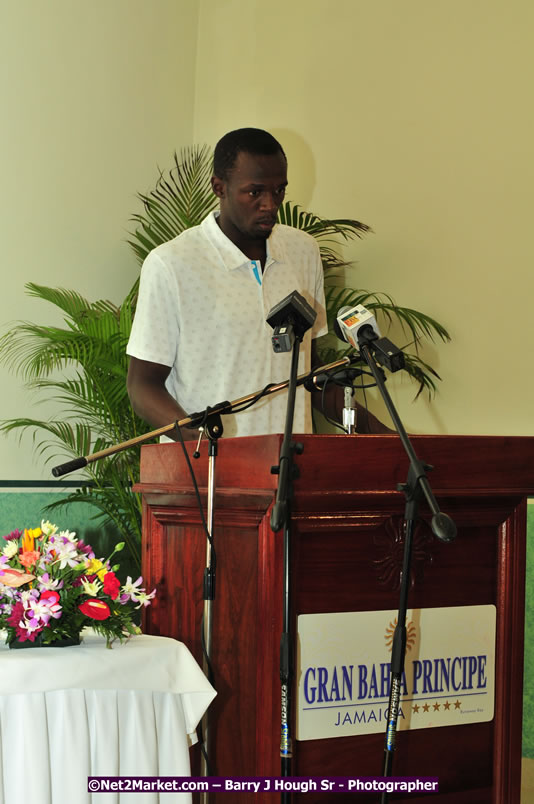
[[0, 489, 138, 583]]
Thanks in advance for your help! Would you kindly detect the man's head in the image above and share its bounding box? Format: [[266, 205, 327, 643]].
[[213, 127, 286, 181], [212, 128, 288, 247]]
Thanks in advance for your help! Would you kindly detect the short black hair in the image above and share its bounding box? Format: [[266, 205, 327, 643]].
[[213, 128, 286, 180]]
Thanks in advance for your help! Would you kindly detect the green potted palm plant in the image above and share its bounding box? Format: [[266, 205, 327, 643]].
[[0, 145, 450, 566], [0, 284, 147, 569]]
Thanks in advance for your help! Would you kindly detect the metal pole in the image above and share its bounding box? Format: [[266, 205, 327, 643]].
[[200, 442, 216, 794]]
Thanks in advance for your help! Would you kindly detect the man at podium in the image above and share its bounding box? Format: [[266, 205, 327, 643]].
[[126, 127, 387, 437]]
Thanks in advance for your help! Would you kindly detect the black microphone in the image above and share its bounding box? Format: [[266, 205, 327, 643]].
[[51, 456, 88, 477], [371, 336, 405, 373], [267, 290, 317, 352]]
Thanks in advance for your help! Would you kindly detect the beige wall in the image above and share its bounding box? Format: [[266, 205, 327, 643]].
[[1, 0, 199, 478], [194, 0, 534, 435], [2, 0, 534, 480], [1, 0, 533, 768]]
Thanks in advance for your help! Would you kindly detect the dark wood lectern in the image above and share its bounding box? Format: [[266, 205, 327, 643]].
[[135, 435, 533, 803]]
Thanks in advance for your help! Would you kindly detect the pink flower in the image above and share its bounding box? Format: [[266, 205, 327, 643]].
[[7, 601, 43, 642], [40, 590, 60, 606], [3, 529, 23, 542]]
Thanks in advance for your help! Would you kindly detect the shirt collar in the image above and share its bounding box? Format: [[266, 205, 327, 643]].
[[202, 211, 284, 270]]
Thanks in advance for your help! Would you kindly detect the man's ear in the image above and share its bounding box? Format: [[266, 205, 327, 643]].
[[211, 175, 225, 199]]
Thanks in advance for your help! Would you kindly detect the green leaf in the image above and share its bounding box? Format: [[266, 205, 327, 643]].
[[127, 146, 218, 264]]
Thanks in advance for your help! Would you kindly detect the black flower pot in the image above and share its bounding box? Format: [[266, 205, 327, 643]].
[[9, 634, 81, 649]]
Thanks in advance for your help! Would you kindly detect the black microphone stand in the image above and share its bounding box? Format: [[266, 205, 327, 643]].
[[191, 411, 223, 800], [266, 290, 317, 801], [270, 333, 302, 794], [355, 330, 456, 803]]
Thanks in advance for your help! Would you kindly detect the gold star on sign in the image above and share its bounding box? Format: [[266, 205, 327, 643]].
[[433, 702, 440, 711], [454, 700, 461, 709], [443, 701, 451, 710], [413, 704, 420, 713], [422, 703, 430, 712]]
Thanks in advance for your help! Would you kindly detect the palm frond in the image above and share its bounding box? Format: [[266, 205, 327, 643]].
[[278, 202, 372, 274], [278, 202, 371, 240], [0, 280, 155, 566], [0, 325, 100, 380], [0, 417, 92, 461], [127, 146, 218, 264], [43, 486, 141, 572], [325, 286, 451, 346], [315, 339, 443, 400], [25, 283, 93, 321], [320, 283, 451, 397]]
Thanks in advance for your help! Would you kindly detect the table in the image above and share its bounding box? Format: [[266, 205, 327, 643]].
[[0, 630, 216, 803]]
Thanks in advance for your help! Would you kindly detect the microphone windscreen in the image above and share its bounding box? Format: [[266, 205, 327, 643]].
[[333, 318, 346, 342]]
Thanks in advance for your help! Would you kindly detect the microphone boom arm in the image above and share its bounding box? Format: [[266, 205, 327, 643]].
[[51, 355, 360, 477]]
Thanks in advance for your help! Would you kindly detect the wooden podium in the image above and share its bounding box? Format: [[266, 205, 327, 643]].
[[135, 434, 533, 802]]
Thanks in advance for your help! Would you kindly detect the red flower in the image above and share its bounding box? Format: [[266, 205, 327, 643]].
[[40, 590, 60, 606], [79, 599, 110, 621], [102, 572, 121, 600]]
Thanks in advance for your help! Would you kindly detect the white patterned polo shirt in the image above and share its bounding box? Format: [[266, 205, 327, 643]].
[[127, 211, 327, 438]]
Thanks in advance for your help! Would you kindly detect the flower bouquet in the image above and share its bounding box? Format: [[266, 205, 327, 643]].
[[0, 521, 155, 648]]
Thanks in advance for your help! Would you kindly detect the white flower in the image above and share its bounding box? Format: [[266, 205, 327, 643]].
[[134, 589, 156, 609], [53, 542, 81, 569], [58, 529, 77, 544], [121, 576, 143, 601], [2, 541, 18, 559], [40, 520, 58, 537], [18, 616, 41, 635], [29, 599, 62, 623], [38, 573, 63, 592]]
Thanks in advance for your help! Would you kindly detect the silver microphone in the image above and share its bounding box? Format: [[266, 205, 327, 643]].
[[343, 386, 357, 434]]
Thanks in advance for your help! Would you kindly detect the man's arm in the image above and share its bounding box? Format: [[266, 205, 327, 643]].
[[310, 341, 393, 434], [127, 356, 197, 441]]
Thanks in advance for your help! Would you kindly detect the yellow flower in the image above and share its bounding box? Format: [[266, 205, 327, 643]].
[[85, 558, 107, 581], [21, 528, 42, 553]]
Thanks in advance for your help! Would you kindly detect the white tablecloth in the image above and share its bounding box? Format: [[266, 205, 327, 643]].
[[0, 630, 216, 804]]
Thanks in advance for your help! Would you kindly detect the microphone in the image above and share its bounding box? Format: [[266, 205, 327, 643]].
[[336, 305, 405, 373], [343, 387, 357, 434], [267, 290, 317, 352], [336, 305, 380, 349], [51, 456, 88, 477]]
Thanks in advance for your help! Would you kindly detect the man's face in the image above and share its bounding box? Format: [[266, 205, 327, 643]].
[[212, 150, 288, 244]]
